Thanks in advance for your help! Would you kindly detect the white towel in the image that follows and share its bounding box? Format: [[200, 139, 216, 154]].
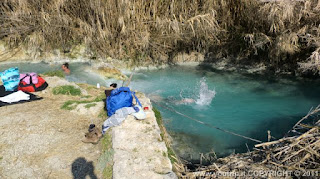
[[0, 90, 30, 103], [131, 105, 146, 120]]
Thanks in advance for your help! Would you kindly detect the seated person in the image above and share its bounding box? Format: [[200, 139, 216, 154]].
[[61, 63, 70, 75]]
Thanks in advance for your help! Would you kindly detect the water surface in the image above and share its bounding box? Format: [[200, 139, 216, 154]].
[[129, 65, 320, 161]]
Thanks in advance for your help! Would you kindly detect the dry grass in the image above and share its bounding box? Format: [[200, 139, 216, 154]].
[[0, 0, 223, 64], [0, 0, 319, 72]]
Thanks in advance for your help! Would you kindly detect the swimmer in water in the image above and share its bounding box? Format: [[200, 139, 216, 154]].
[[62, 63, 70, 75], [175, 90, 195, 105], [174, 98, 195, 105]]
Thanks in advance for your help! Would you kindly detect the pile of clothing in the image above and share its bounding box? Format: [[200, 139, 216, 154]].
[[82, 86, 147, 144], [102, 87, 146, 134], [0, 67, 48, 107]]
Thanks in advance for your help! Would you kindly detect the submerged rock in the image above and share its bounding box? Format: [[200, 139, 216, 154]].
[[95, 66, 128, 81]]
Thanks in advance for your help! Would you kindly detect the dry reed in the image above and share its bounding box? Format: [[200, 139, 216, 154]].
[[176, 105, 320, 179], [0, 0, 319, 72]]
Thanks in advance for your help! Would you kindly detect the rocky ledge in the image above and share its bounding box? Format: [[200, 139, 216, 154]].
[[112, 92, 176, 179]]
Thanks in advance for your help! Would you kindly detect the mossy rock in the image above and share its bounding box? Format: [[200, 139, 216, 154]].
[[96, 67, 127, 81]]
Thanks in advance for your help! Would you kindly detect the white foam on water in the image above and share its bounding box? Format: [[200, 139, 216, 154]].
[[175, 77, 216, 106], [195, 77, 216, 106]]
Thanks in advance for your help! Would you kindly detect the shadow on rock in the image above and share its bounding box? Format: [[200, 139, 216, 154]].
[[71, 157, 97, 179]]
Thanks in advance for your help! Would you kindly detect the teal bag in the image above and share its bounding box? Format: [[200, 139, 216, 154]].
[[0, 67, 20, 91]]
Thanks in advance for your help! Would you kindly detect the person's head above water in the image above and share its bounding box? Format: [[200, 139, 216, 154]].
[[62, 63, 69, 69], [110, 83, 117, 88], [62, 63, 70, 74]]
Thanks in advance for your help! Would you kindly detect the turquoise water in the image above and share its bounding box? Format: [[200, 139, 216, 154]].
[[129, 65, 320, 161], [1, 62, 320, 162]]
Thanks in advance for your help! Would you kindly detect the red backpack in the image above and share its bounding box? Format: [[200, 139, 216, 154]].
[[18, 75, 48, 92]]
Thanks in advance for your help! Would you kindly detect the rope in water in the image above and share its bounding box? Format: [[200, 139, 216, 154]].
[[151, 99, 262, 143]]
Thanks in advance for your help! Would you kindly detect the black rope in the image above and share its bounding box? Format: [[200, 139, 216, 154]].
[[151, 99, 262, 143]]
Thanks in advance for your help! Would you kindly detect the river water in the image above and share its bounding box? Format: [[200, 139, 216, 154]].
[[1, 62, 320, 162], [129, 65, 320, 161]]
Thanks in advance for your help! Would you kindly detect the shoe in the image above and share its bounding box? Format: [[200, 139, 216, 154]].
[[88, 123, 102, 138], [88, 124, 96, 132], [82, 127, 102, 144], [92, 127, 102, 139]]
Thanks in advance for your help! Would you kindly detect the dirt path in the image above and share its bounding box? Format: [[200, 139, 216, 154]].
[[0, 79, 104, 178]]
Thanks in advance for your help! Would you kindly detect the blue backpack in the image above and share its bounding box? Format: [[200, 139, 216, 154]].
[[0, 67, 20, 91], [106, 87, 142, 116]]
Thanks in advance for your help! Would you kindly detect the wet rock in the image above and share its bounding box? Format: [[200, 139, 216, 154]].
[[95, 66, 128, 81], [246, 64, 267, 74]]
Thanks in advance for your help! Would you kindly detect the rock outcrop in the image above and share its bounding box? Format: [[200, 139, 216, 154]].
[[111, 94, 177, 179], [95, 66, 128, 81]]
